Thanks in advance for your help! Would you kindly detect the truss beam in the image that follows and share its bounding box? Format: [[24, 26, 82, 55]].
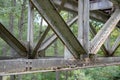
[[39, 16, 78, 51], [31, 0, 86, 59], [31, 27, 50, 58], [111, 35, 120, 55], [78, 0, 89, 53], [0, 23, 27, 57], [53, 0, 113, 11], [1, 57, 120, 75], [90, 23, 110, 56], [53, 0, 120, 29], [90, 9, 120, 54], [53, 0, 119, 28]]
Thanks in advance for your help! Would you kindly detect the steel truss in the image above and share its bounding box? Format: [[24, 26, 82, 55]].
[[0, 0, 120, 75]]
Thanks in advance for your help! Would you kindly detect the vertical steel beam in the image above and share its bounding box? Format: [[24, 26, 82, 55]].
[[27, 0, 34, 57], [64, 0, 90, 59], [27, 0, 34, 49], [78, 0, 90, 53], [83, 0, 90, 53]]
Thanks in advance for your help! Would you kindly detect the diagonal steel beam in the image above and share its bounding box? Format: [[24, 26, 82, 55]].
[[0, 23, 28, 57], [53, 0, 120, 29], [90, 11, 120, 29], [90, 9, 120, 54], [31, 0, 86, 59], [111, 35, 120, 55], [90, 23, 111, 56], [90, 24, 120, 56], [57, 0, 67, 12], [38, 16, 78, 52], [31, 27, 50, 58]]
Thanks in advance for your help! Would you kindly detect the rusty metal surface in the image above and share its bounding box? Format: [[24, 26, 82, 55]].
[[0, 57, 120, 75], [31, 0, 86, 59], [0, 0, 120, 76]]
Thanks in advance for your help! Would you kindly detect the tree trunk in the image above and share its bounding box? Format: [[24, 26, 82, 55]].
[[54, 41, 60, 80], [39, 17, 43, 38], [54, 41, 58, 56], [65, 71, 68, 80], [1, 45, 8, 56], [16, 1, 27, 79], [9, 0, 17, 80], [18, 0, 27, 40]]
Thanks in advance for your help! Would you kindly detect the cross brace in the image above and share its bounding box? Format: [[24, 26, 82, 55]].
[[39, 16, 78, 51], [90, 9, 120, 54], [31, 0, 86, 59], [0, 23, 28, 57], [53, 0, 113, 11]]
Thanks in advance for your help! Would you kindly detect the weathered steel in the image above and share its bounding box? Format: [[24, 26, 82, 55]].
[[38, 16, 78, 51], [78, 0, 90, 53], [31, 0, 86, 59], [27, 1, 34, 46], [111, 35, 120, 55], [1, 57, 120, 75], [0, 23, 27, 57], [90, 11, 109, 23], [0, 0, 120, 76], [53, 0, 120, 28], [90, 11, 120, 29], [90, 0, 113, 10], [90, 9, 120, 54], [78, 0, 83, 45], [57, 0, 67, 12], [31, 27, 50, 58], [104, 36, 111, 53], [53, 0, 113, 11], [90, 23, 110, 56]]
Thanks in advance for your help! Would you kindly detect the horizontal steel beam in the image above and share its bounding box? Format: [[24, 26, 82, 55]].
[[53, 0, 113, 11], [1, 57, 120, 75], [0, 23, 28, 57], [90, 11, 120, 29], [31, 0, 86, 59], [90, 0, 113, 10], [53, 0, 120, 29], [52, 0, 120, 28]]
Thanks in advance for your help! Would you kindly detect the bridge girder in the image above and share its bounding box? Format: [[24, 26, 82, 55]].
[[0, 0, 120, 75]]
